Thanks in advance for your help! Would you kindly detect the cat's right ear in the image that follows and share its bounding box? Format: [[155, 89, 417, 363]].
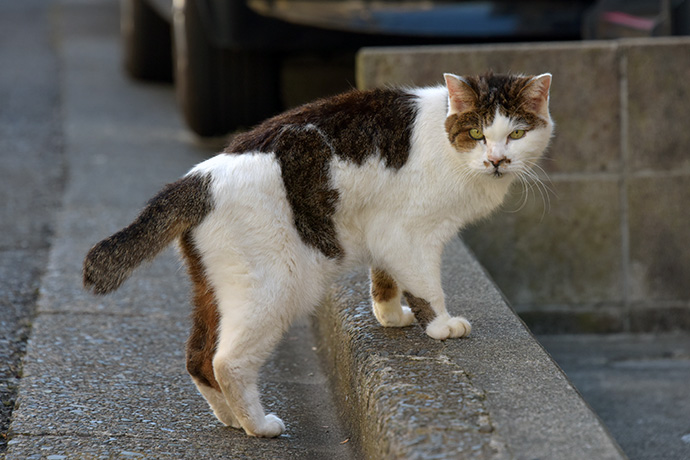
[[444, 73, 476, 116]]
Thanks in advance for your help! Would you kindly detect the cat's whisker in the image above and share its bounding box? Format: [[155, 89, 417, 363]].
[[457, 165, 481, 185], [515, 175, 532, 213], [524, 167, 556, 208], [504, 171, 531, 213], [520, 168, 552, 220], [523, 160, 558, 198], [504, 165, 550, 220]]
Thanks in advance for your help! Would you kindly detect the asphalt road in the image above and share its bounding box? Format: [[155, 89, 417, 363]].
[[0, 0, 65, 452], [539, 333, 690, 460]]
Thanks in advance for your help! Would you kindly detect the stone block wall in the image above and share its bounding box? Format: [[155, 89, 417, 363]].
[[357, 37, 690, 332]]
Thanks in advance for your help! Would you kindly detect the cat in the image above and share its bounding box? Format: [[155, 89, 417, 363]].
[[83, 72, 553, 438]]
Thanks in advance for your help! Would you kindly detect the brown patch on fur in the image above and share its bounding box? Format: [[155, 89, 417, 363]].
[[223, 89, 416, 260], [403, 291, 437, 327], [371, 269, 398, 303], [227, 88, 417, 169], [273, 126, 343, 259], [180, 232, 220, 391], [445, 73, 548, 152], [445, 111, 485, 153], [83, 174, 214, 294]]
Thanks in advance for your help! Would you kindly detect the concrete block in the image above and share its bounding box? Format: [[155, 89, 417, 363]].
[[357, 42, 622, 175], [625, 37, 690, 173], [462, 179, 624, 307], [628, 175, 690, 302]]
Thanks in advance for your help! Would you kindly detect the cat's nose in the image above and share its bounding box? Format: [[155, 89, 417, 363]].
[[485, 156, 510, 168]]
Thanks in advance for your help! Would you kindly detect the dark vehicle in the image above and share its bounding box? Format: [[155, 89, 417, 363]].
[[123, 0, 598, 137]]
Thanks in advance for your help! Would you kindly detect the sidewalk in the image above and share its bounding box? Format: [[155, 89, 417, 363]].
[[4, 1, 354, 458]]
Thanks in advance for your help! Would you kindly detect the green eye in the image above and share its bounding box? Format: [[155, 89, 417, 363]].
[[469, 128, 484, 140], [509, 129, 526, 139]]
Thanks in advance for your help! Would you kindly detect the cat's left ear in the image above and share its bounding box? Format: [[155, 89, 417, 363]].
[[444, 73, 476, 116], [523, 73, 552, 118]]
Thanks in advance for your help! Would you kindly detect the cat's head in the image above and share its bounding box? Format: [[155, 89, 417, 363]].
[[444, 72, 553, 179]]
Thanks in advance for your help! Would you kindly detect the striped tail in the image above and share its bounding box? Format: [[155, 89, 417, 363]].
[[83, 173, 213, 295]]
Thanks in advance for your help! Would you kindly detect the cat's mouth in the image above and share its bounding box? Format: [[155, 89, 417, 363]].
[[484, 158, 510, 178]]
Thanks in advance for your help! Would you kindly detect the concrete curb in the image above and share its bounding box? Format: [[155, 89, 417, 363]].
[[314, 237, 628, 459]]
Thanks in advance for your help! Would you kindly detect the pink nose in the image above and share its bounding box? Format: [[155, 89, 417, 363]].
[[485, 156, 510, 168]]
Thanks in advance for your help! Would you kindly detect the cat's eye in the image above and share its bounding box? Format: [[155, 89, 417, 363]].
[[509, 129, 526, 139], [469, 128, 484, 140]]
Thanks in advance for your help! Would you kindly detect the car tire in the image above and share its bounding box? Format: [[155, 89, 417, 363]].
[[121, 0, 173, 82], [173, 0, 282, 137]]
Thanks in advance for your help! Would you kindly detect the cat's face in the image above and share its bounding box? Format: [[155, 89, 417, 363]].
[[444, 73, 553, 180]]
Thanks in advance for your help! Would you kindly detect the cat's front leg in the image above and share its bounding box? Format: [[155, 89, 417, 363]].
[[370, 268, 415, 327], [403, 291, 471, 340], [388, 252, 471, 340]]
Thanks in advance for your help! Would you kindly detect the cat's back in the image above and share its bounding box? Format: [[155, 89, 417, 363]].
[[225, 88, 418, 169]]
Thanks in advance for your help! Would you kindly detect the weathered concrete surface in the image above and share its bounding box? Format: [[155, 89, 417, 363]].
[[5, 1, 356, 458], [0, 0, 65, 451], [315, 238, 627, 460], [539, 333, 690, 460], [357, 39, 690, 332]]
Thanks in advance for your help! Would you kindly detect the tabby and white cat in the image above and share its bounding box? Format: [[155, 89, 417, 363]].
[[83, 72, 553, 437]]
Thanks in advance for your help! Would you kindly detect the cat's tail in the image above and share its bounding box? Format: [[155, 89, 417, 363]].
[[83, 173, 213, 295]]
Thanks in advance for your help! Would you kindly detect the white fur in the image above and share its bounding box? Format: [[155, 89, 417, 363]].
[[184, 84, 552, 437], [372, 290, 415, 327]]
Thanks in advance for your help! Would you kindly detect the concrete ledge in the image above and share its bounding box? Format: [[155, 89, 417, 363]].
[[314, 237, 628, 459]]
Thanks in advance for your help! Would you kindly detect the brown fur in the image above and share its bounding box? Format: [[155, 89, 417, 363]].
[[180, 232, 220, 391], [273, 126, 343, 259], [371, 269, 399, 303], [227, 88, 416, 168], [403, 291, 436, 327], [83, 174, 214, 294]]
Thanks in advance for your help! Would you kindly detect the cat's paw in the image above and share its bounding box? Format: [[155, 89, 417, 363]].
[[374, 303, 416, 327], [425, 315, 471, 340], [248, 414, 285, 438]]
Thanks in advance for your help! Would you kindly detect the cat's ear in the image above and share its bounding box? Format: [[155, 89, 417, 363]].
[[522, 73, 552, 118], [444, 73, 476, 116]]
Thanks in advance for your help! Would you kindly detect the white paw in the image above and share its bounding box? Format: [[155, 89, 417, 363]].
[[248, 414, 285, 438], [374, 303, 416, 327], [425, 315, 471, 340]]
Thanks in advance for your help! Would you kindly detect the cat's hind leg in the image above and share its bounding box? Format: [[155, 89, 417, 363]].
[[181, 232, 241, 428], [192, 378, 241, 428], [209, 280, 288, 438], [370, 268, 415, 327]]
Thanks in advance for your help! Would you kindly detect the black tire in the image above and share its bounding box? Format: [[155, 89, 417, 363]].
[[121, 0, 173, 82], [173, 0, 281, 137]]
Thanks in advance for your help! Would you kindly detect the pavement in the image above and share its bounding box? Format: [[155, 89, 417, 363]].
[[1, 1, 689, 460], [538, 334, 690, 460], [0, 0, 65, 452]]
